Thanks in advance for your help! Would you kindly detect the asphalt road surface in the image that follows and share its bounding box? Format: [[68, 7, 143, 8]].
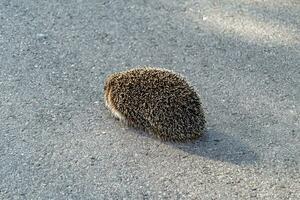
[[1, 0, 299, 199]]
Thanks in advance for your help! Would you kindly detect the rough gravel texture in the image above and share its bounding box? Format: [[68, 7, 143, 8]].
[[0, 0, 299, 199]]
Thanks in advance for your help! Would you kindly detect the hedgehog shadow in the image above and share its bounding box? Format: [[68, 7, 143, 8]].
[[169, 129, 258, 166], [108, 112, 258, 165]]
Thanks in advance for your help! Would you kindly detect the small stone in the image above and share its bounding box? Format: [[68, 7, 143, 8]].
[[37, 33, 48, 39]]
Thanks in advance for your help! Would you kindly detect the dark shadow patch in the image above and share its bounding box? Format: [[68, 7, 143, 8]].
[[117, 122, 258, 166], [169, 128, 258, 166]]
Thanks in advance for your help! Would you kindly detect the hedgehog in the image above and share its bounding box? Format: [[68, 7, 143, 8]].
[[104, 67, 206, 141]]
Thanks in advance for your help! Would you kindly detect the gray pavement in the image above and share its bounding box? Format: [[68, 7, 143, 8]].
[[0, 0, 299, 199]]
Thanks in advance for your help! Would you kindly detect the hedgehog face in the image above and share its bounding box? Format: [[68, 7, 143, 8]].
[[104, 73, 117, 91], [104, 73, 119, 100], [104, 73, 125, 121]]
